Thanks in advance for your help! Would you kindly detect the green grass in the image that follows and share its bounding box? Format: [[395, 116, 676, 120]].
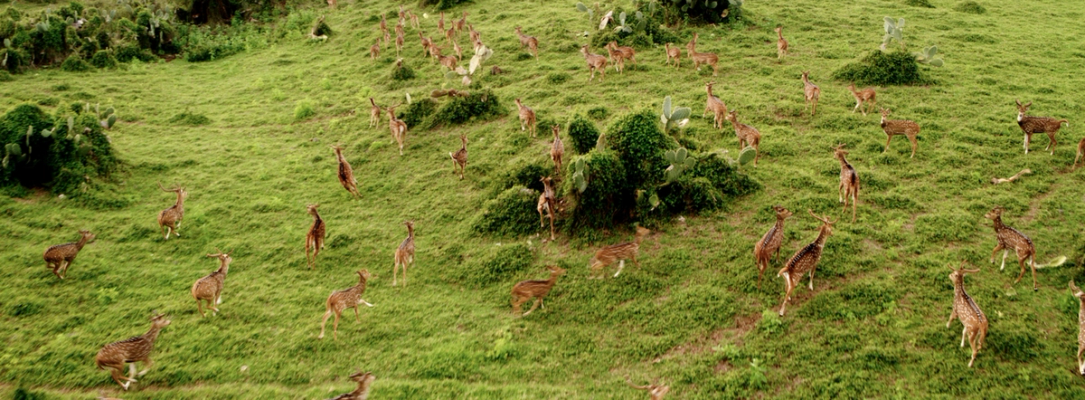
[[3, 0, 1085, 398]]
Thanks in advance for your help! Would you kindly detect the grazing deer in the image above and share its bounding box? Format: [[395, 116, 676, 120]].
[[369, 38, 380, 59], [438, 53, 458, 71], [332, 144, 361, 198], [775, 26, 788, 59], [704, 81, 728, 129], [580, 44, 608, 82], [550, 125, 564, 174], [192, 250, 232, 317], [305, 204, 325, 269], [1076, 137, 1085, 170], [606, 41, 636, 73], [985, 207, 1038, 290], [724, 110, 761, 165], [319, 270, 375, 340], [393, 221, 415, 287], [514, 98, 537, 137], [754, 206, 792, 288], [664, 43, 680, 68], [777, 210, 834, 316], [95, 314, 171, 390], [627, 377, 670, 400], [449, 134, 468, 180], [387, 105, 408, 155], [368, 98, 381, 128], [537, 177, 558, 241], [328, 370, 376, 400], [510, 266, 566, 316], [686, 33, 718, 76], [880, 108, 920, 158], [801, 71, 820, 116], [514, 26, 539, 61], [1070, 280, 1085, 375], [43, 229, 95, 279], [946, 261, 987, 368], [847, 83, 876, 116], [588, 226, 651, 279], [157, 183, 187, 240], [1015, 99, 1068, 155], [834, 144, 859, 222]]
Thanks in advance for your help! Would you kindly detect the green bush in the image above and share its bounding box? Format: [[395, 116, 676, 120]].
[[954, 1, 986, 14], [311, 18, 332, 37], [905, 0, 934, 7], [567, 114, 600, 154], [606, 109, 675, 188], [293, 99, 315, 121], [428, 89, 505, 128], [457, 243, 535, 288], [419, 0, 472, 11], [562, 150, 631, 231], [169, 111, 210, 126], [115, 45, 156, 62], [661, 0, 742, 25], [688, 152, 760, 197], [89, 50, 117, 69], [471, 185, 541, 237], [587, 106, 609, 121], [833, 50, 930, 86], [0, 104, 117, 195], [653, 175, 722, 214], [391, 61, 415, 81], [546, 72, 570, 84], [60, 55, 92, 72], [0, 71, 12, 82], [397, 98, 438, 128], [503, 163, 549, 193], [0, 47, 29, 73]]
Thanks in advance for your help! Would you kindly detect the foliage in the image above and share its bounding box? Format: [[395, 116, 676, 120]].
[[905, 0, 934, 8], [833, 50, 929, 86], [0, 103, 117, 195], [169, 111, 210, 126], [471, 185, 541, 237], [457, 243, 535, 288], [89, 49, 117, 69], [660, 0, 743, 25], [562, 149, 630, 231], [590, 6, 677, 47], [687, 152, 759, 197], [428, 89, 504, 128], [881, 17, 906, 50], [60, 54, 91, 72], [659, 96, 691, 133], [663, 147, 695, 183], [586, 106, 609, 121], [391, 60, 415, 81], [397, 98, 438, 128], [419, 0, 473, 11], [954, 1, 986, 14], [566, 113, 600, 154], [915, 45, 943, 67], [606, 109, 675, 188], [293, 99, 315, 121], [502, 163, 548, 193]]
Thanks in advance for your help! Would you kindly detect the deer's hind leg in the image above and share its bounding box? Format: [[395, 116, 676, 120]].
[[945, 309, 957, 328], [523, 298, 542, 316], [1077, 345, 1084, 375], [137, 358, 153, 377]]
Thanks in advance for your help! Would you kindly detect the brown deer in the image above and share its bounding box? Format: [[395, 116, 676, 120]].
[[754, 206, 792, 288], [1070, 280, 1085, 375], [394, 31, 404, 57], [580, 44, 608, 83], [387, 105, 408, 155], [664, 43, 680, 68], [418, 32, 433, 55], [550, 125, 564, 174], [537, 177, 558, 241], [604, 41, 626, 73], [704, 81, 728, 129], [319, 270, 375, 340], [455, 11, 468, 34], [157, 183, 187, 240], [43, 229, 95, 279], [332, 144, 360, 198], [393, 221, 415, 287], [379, 15, 388, 46], [1015, 99, 1068, 155], [777, 210, 834, 316], [588, 226, 651, 279], [95, 314, 171, 390], [606, 41, 636, 73], [626, 377, 670, 400], [834, 144, 859, 222], [801, 71, 820, 117], [985, 207, 1038, 290], [686, 33, 718, 76], [847, 83, 876, 116], [444, 26, 456, 46], [514, 26, 539, 61], [408, 10, 420, 30], [514, 98, 537, 137], [305, 204, 325, 269], [438, 12, 445, 33], [438, 53, 458, 71], [775, 26, 788, 59], [1076, 137, 1085, 170], [468, 24, 482, 49], [449, 134, 468, 180], [879, 108, 920, 158], [946, 261, 987, 368], [369, 38, 380, 59], [724, 110, 761, 165], [192, 250, 232, 317], [368, 98, 381, 128], [510, 265, 566, 316], [394, 22, 404, 43], [328, 370, 377, 400], [452, 40, 463, 59]]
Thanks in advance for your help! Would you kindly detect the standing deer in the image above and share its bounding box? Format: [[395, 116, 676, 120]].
[[43, 229, 95, 279], [393, 221, 415, 287], [449, 134, 468, 180], [946, 261, 987, 368], [686, 33, 719, 76], [368, 98, 381, 128], [754, 206, 792, 288], [438, 53, 458, 71], [775, 26, 788, 59], [514, 26, 539, 61], [1015, 99, 1068, 155], [777, 210, 834, 316], [319, 270, 375, 340], [332, 144, 360, 198], [704, 81, 728, 129], [1076, 137, 1085, 169], [588, 226, 651, 279], [327, 370, 377, 400], [724, 110, 761, 165], [664, 43, 680, 68], [880, 108, 920, 158], [1070, 280, 1085, 375], [550, 125, 564, 174], [847, 83, 876, 116], [192, 250, 232, 317], [626, 377, 670, 400], [834, 144, 859, 222], [605, 41, 636, 73], [537, 177, 558, 241], [801, 71, 820, 116], [95, 314, 171, 390], [387, 104, 408, 155], [580, 44, 608, 83], [394, 31, 404, 57], [514, 98, 537, 137], [604, 41, 626, 73], [379, 15, 388, 46], [468, 24, 482, 50], [985, 207, 1038, 290], [157, 183, 187, 240], [510, 265, 566, 316], [408, 10, 420, 29], [438, 12, 445, 33], [369, 38, 380, 59], [305, 204, 325, 269]]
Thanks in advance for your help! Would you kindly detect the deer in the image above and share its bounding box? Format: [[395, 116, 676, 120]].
[[686, 33, 718, 76], [387, 104, 408, 155], [95, 314, 171, 390], [606, 41, 636, 73], [1076, 137, 1085, 170], [588, 226, 651, 279], [379, 14, 388, 46], [327, 370, 376, 400], [724, 110, 761, 165], [394, 21, 404, 42], [454, 11, 468, 34], [1015, 99, 1068, 155], [369, 38, 380, 59], [394, 31, 404, 57], [368, 98, 381, 128], [305, 204, 325, 269], [946, 261, 987, 368], [985, 207, 1038, 290], [580, 44, 608, 83], [408, 10, 419, 30], [393, 221, 415, 287], [418, 32, 433, 55], [704, 81, 728, 129], [801, 71, 820, 117], [449, 133, 468, 180], [438, 11, 445, 33], [514, 98, 537, 137], [438, 53, 458, 71], [514, 26, 539, 61], [664, 43, 680, 68], [834, 144, 859, 222], [777, 210, 835, 316], [468, 24, 482, 49], [847, 83, 876, 116], [754, 206, 792, 289], [510, 266, 566, 316], [192, 250, 232, 317], [43, 229, 95, 280], [604, 41, 626, 73], [879, 108, 920, 158], [452, 39, 463, 59], [550, 125, 564, 174], [319, 270, 375, 340], [775, 26, 788, 59], [332, 144, 360, 198], [157, 183, 187, 240], [444, 26, 456, 46], [626, 377, 670, 400], [537, 177, 558, 241], [1070, 280, 1085, 375]]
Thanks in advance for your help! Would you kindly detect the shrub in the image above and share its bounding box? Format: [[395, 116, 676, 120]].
[[311, 18, 332, 37], [419, 0, 471, 11], [833, 50, 929, 86], [562, 150, 631, 230], [90, 50, 117, 69], [587, 106, 609, 121], [905, 0, 934, 7], [471, 185, 541, 236], [954, 1, 986, 14], [0, 47, 29, 73], [115, 45, 156, 62], [546, 72, 569, 84], [0, 71, 12, 82], [397, 98, 438, 128], [391, 61, 415, 81], [688, 152, 760, 196], [293, 99, 315, 121], [567, 114, 600, 154], [169, 111, 210, 126], [458, 243, 535, 288], [661, 0, 742, 25], [428, 89, 505, 128], [0, 104, 117, 195], [606, 109, 675, 188], [504, 163, 549, 193], [60, 55, 92, 72]]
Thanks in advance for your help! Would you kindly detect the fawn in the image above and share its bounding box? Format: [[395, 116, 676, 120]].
[[550, 125, 564, 174], [368, 98, 381, 128], [192, 250, 232, 317], [627, 377, 670, 400], [686, 33, 719, 76], [777, 210, 834, 316], [606, 41, 636, 73], [387, 105, 408, 155], [157, 183, 187, 240], [580, 44, 608, 83], [369, 38, 380, 59], [332, 144, 361, 198], [449, 134, 468, 180], [393, 221, 415, 287], [847, 83, 876, 116], [589, 226, 651, 279], [834, 144, 860, 222], [985, 207, 1038, 290], [801, 71, 820, 116], [946, 261, 987, 368], [43, 229, 95, 279], [1076, 137, 1085, 169], [408, 10, 420, 29], [514, 98, 537, 137], [880, 108, 920, 158], [664, 43, 680, 68], [452, 40, 463, 59], [319, 270, 375, 340], [704, 81, 728, 129], [444, 26, 456, 46], [1016, 99, 1068, 155], [95, 314, 171, 390], [514, 26, 539, 61], [510, 266, 566, 316], [724, 110, 761, 165], [775, 26, 788, 59], [328, 370, 377, 400], [537, 177, 558, 241], [1071, 281, 1085, 375], [305, 204, 325, 269], [754, 206, 792, 288]]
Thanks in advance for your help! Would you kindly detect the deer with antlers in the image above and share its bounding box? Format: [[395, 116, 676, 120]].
[[305, 204, 325, 269], [985, 207, 1038, 290], [319, 270, 375, 340], [847, 83, 876, 116], [332, 144, 360, 198], [43, 229, 95, 279], [589, 226, 651, 279], [880, 108, 920, 158], [514, 26, 539, 61], [627, 377, 670, 400], [387, 104, 408, 155], [449, 134, 468, 180], [514, 98, 537, 137], [777, 210, 834, 316], [393, 221, 415, 287], [946, 261, 987, 368], [192, 250, 232, 317], [95, 314, 171, 390], [580, 44, 608, 83], [327, 370, 376, 400], [664, 43, 680, 68], [834, 144, 859, 222], [537, 177, 558, 241], [1015, 99, 1068, 155], [510, 266, 566, 316], [775, 26, 788, 59], [704, 81, 728, 129], [686, 33, 719, 76], [550, 125, 564, 174], [754, 206, 792, 289], [1070, 281, 1085, 375], [157, 183, 187, 240], [724, 110, 761, 165], [801, 71, 820, 117]]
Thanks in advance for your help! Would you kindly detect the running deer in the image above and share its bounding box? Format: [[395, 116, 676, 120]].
[[686, 33, 718, 76], [946, 261, 987, 368], [43, 229, 95, 279], [606, 41, 636, 73], [379, 15, 388, 45], [1070, 280, 1085, 375], [580, 44, 608, 83], [305, 204, 325, 269], [754, 206, 792, 288], [550, 125, 564, 174], [724, 110, 761, 165], [834, 144, 859, 222], [319, 270, 375, 340], [192, 250, 232, 317], [387, 104, 408, 155], [514, 26, 539, 61], [704, 81, 728, 129], [368, 98, 381, 128], [438, 53, 458, 71], [801, 71, 820, 117], [664, 43, 680, 68], [775, 26, 788, 59], [455, 11, 468, 34], [449, 134, 468, 180], [157, 183, 187, 240], [514, 98, 537, 137], [393, 221, 415, 287], [438, 12, 445, 33], [847, 83, 876, 116], [510, 265, 566, 316], [327, 370, 376, 400], [537, 177, 558, 241], [1076, 137, 1085, 170], [468, 24, 482, 49], [1015, 99, 1068, 155], [394, 31, 404, 57], [369, 38, 380, 59], [627, 377, 670, 400], [408, 10, 419, 30], [880, 108, 920, 158], [95, 314, 171, 390], [588, 226, 651, 279], [332, 144, 361, 198], [985, 207, 1038, 290], [777, 210, 834, 316]]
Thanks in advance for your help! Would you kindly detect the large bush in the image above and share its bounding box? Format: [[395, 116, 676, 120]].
[[471, 185, 542, 237], [397, 99, 438, 128], [606, 110, 676, 189], [562, 149, 631, 231], [833, 50, 930, 86], [567, 114, 600, 154], [661, 0, 743, 25], [0, 104, 117, 195], [456, 243, 535, 288], [427, 90, 505, 129]]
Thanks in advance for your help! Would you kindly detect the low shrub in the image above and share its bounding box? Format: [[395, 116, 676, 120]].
[[397, 98, 438, 128], [503, 163, 549, 193], [457, 243, 535, 288], [586, 106, 609, 121], [418, 0, 471, 11], [115, 45, 156, 63], [905, 0, 934, 7], [661, 0, 742, 25], [546, 72, 570, 84], [169, 111, 210, 126], [90, 50, 117, 69], [567, 114, 600, 154], [562, 150, 631, 231], [471, 185, 541, 237], [833, 50, 930, 86], [60, 55, 92, 72], [954, 1, 986, 14], [688, 153, 760, 197], [0, 104, 118, 195], [428, 89, 505, 128], [293, 99, 315, 121], [606, 110, 675, 188], [391, 61, 416, 81]]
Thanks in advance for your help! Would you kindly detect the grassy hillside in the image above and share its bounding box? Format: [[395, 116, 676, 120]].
[[3, 0, 1085, 398]]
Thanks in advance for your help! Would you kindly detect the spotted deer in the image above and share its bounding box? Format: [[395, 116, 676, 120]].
[[418, 32, 433, 55], [514, 26, 538, 61], [393, 221, 415, 287], [834, 144, 859, 222], [387, 104, 408, 155], [580, 44, 608, 82], [588, 227, 651, 279], [985, 207, 1038, 290], [1076, 137, 1085, 170], [332, 144, 360, 198], [664, 43, 680, 68], [449, 134, 468, 180], [1070, 281, 1085, 375], [550, 125, 564, 174], [369, 38, 380, 59], [192, 250, 232, 317], [379, 15, 388, 46], [514, 98, 537, 137], [537, 176, 558, 241], [408, 10, 419, 30], [627, 377, 670, 400], [775, 26, 788, 59], [438, 53, 458, 71], [606, 41, 636, 73], [686, 33, 718, 76], [847, 83, 876, 116], [319, 270, 375, 340], [510, 265, 566, 316], [43, 229, 95, 279], [879, 108, 920, 158], [327, 370, 376, 400], [368, 98, 381, 128], [305, 204, 325, 269], [394, 31, 404, 57], [604, 41, 626, 73], [468, 24, 482, 49], [1015, 99, 1068, 155], [156, 183, 187, 240], [95, 314, 171, 390], [455, 11, 468, 34], [438, 12, 445, 33], [444, 26, 456, 46], [946, 261, 987, 368], [704, 81, 728, 129], [754, 206, 792, 288], [724, 110, 761, 165], [801, 71, 820, 116], [777, 210, 834, 316]]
